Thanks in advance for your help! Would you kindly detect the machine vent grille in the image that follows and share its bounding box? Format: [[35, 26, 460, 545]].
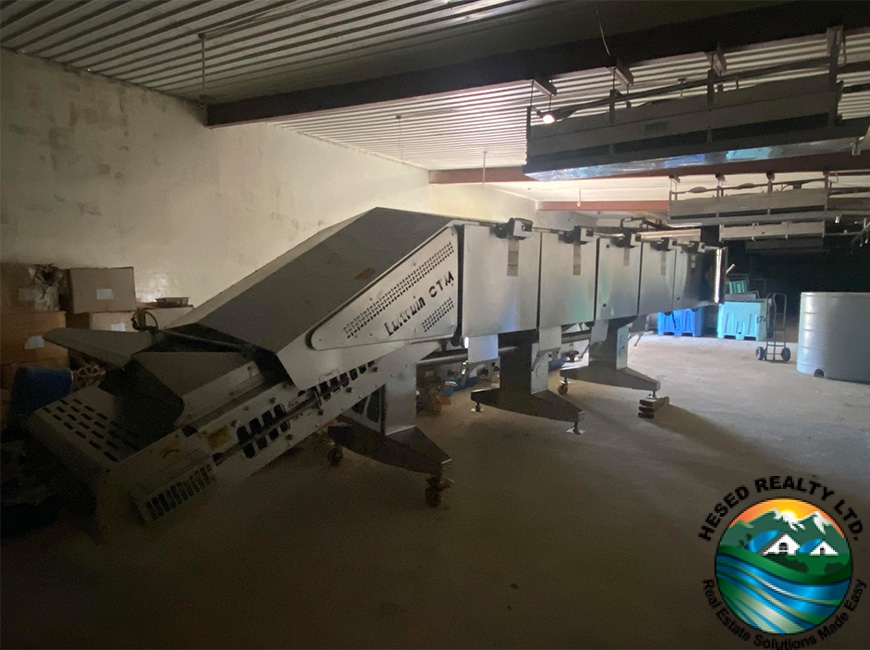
[[138, 463, 215, 523], [422, 298, 455, 332], [342, 242, 454, 338], [40, 397, 141, 464]]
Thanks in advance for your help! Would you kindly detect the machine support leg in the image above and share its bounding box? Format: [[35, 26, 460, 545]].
[[470, 341, 584, 424], [560, 319, 662, 393], [638, 394, 670, 419], [566, 415, 584, 435], [332, 368, 453, 506]]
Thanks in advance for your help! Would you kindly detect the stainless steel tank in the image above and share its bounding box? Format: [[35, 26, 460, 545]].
[[797, 292, 870, 383]]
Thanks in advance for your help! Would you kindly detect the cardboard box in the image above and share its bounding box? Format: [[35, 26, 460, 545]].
[[64, 267, 136, 314], [1, 263, 63, 313], [66, 311, 136, 332], [137, 306, 193, 329], [0, 312, 69, 366], [1, 357, 70, 390]]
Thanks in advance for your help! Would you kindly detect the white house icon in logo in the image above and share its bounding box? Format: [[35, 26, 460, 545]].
[[808, 540, 838, 556], [762, 532, 801, 555], [760, 532, 840, 557]]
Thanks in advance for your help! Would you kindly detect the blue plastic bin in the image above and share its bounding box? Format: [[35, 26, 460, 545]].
[[657, 308, 704, 337], [717, 300, 766, 340], [8, 365, 73, 420]]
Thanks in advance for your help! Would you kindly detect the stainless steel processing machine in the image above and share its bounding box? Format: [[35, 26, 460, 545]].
[[28, 208, 722, 533]]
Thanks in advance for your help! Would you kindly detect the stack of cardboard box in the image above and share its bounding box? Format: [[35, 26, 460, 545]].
[[0, 263, 69, 391], [63, 268, 194, 332], [1, 265, 195, 397], [63, 267, 138, 332]]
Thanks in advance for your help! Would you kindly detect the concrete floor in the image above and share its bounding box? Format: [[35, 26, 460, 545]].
[[2, 336, 868, 648]]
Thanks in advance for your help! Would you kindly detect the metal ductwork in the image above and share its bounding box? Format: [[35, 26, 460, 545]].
[[524, 64, 870, 180]]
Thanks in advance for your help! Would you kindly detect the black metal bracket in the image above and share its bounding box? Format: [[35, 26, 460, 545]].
[[560, 226, 594, 244], [494, 218, 534, 240]]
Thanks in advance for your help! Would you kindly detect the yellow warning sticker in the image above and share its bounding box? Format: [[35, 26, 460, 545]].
[[206, 426, 231, 450]]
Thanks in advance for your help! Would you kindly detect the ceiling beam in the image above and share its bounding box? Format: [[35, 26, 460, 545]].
[[537, 201, 669, 212], [429, 168, 530, 184], [207, 2, 870, 127]]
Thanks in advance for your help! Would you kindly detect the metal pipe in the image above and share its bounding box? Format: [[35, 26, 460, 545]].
[[418, 331, 592, 368]]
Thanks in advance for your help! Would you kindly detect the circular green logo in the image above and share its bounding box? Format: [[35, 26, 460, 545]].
[[715, 498, 852, 634]]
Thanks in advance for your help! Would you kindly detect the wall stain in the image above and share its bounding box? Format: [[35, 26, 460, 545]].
[[79, 105, 100, 126], [286, 220, 300, 242], [26, 84, 42, 110], [77, 202, 102, 216], [48, 126, 72, 151], [48, 126, 73, 172], [7, 124, 26, 135], [97, 163, 111, 177]]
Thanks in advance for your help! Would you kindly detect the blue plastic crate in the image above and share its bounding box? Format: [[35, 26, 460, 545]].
[[717, 300, 766, 340], [657, 308, 704, 337]]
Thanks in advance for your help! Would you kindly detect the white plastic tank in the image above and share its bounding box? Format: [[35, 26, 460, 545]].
[[797, 292, 870, 383]]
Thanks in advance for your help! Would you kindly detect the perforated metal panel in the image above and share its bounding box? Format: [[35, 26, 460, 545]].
[[178, 208, 452, 355], [34, 389, 144, 469], [134, 462, 216, 525], [311, 227, 459, 349]]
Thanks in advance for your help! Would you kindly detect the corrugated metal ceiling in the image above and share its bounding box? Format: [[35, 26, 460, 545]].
[[3, 1, 790, 103], [2, 1, 868, 172], [277, 30, 870, 169], [0, 0, 610, 100]]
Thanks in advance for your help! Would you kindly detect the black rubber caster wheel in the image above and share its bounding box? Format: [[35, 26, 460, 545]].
[[558, 383, 569, 395], [780, 347, 791, 362], [755, 346, 766, 361], [425, 486, 443, 508], [327, 447, 343, 467]]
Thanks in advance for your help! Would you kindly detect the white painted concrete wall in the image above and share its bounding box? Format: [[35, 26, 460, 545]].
[[1, 51, 435, 305], [1, 52, 537, 306], [427, 183, 536, 223]]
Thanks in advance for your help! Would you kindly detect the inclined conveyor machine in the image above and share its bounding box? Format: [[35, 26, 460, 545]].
[[28, 208, 722, 532]]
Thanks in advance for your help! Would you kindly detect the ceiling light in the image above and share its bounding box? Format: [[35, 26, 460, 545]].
[[542, 113, 556, 124]]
